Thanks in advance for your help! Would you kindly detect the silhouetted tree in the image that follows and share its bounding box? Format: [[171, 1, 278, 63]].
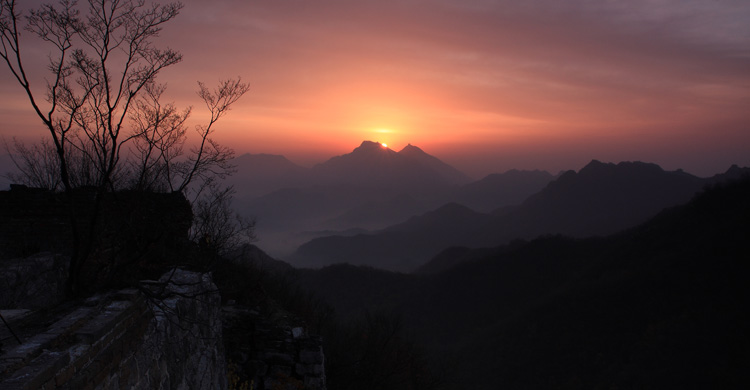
[[1, 0, 250, 295]]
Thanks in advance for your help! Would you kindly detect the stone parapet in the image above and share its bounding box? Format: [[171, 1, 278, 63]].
[[0, 269, 226, 389], [223, 305, 326, 390]]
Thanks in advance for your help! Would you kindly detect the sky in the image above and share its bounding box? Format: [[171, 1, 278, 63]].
[[1, 0, 749, 178]]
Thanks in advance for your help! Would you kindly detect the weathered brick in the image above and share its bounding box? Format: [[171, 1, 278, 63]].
[[55, 364, 76, 386], [1, 350, 69, 390], [299, 348, 324, 364], [43, 307, 94, 337], [42, 378, 56, 390], [75, 302, 133, 345]]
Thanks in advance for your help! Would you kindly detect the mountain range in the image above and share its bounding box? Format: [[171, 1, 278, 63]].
[[229, 141, 555, 258], [295, 176, 750, 389], [213, 141, 750, 273], [290, 160, 749, 272]]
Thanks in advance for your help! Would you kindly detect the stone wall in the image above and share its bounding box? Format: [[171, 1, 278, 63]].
[[0, 253, 69, 309], [223, 305, 326, 390], [0, 269, 226, 389], [0, 186, 76, 258], [0, 185, 194, 294]]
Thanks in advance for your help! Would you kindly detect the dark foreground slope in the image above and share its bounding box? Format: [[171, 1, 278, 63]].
[[298, 177, 750, 389]]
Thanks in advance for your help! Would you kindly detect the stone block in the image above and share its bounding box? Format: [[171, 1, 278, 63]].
[[75, 302, 133, 345], [268, 364, 292, 377], [262, 351, 294, 366], [246, 359, 267, 376], [304, 376, 325, 389], [42, 378, 56, 390], [43, 307, 94, 336], [2, 332, 58, 363], [309, 364, 324, 376], [291, 327, 305, 339], [299, 348, 324, 364], [295, 362, 324, 377], [69, 345, 92, 371], [113, 288, 140, 301], [0, 357, 25, 379], [295, 363, 306, 376], [1, 350, 69, 390], [55, 364, 76, 386]]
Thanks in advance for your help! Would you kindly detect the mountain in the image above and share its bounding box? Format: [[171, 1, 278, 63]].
[[452, 169, 555, 212], [489, 160, 705, 238], [397, 143, 471, 185], [239, 187, 362, 230], [226, 153, 308, 198], [322, 193, 431, 230], [297, 176, 750, 388], [310, 141, 469, 191], [291, 203, 494, 272], [708, 164, 750, 184], [234, 142, 474, 258], [290, 160, 719, 271]]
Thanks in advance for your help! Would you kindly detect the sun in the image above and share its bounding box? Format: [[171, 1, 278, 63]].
[[381, 142, 388, 148]]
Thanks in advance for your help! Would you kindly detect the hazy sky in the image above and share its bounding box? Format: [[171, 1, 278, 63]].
[[1, 0, 749, 177]]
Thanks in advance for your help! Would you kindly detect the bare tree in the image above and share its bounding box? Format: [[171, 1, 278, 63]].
[[2, 137, 63, 190], [127, 78, 250, 199], [191, 184, 256, 258], [2, 136, 104, 190], [1, 0, 185, 191], [128, 82, 190, 192], [1, 0, 251, 295]]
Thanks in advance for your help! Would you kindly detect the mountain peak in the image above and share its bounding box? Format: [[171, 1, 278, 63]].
[[579, 159, 614, 174], [312, 141, 470, 188], [578, 160, 666, 177], [399, 143, 422, 153], [343, 141, 397, 159], [355, 140, 387, 151]]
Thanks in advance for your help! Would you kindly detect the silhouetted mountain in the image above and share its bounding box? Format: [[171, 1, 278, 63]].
[[227, 243, 294, 274], [452, 169, 554, 212], [297, 176, 750, 389], [323, 193, 430, 230], [291, 203, 494, 272], [226, 153, 308, 197], [397, 143, 471, 185], [310, 141, 468, 191], [235, 142, 471, 257], [413, 246, 474, 275], [708, 164, 750, 184], [490, 160, 705, 238], [291, 160, 721, 271], [240, 187, 356, 230], [414, 241, 530, 275], [238, 184, 416, 258]]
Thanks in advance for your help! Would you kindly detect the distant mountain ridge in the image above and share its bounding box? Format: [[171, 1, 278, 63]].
[[225, 153, 308, 198], [230, 141, 481, 257], [397, 143, 471, 185], [452, 169, 555, 212], [291, 160, 744, 272], [297, 176, 750, 389], [493, 159, 705, 237]]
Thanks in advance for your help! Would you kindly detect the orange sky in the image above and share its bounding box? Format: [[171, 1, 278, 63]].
[[1, 0, 749, 178]]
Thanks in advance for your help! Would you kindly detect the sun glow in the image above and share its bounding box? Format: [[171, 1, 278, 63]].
[[381, 142, 388, 148]]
